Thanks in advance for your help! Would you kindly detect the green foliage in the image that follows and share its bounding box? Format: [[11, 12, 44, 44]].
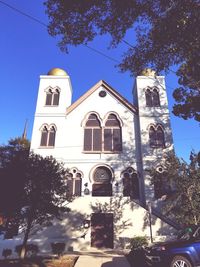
[[150, 151, 200, 226], [44, 0, 200, 122], [0, 137, 71, 258], [130, 236, 148, 251]]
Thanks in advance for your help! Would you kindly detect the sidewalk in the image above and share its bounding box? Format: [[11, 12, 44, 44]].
[[74, 251, 130, 267]]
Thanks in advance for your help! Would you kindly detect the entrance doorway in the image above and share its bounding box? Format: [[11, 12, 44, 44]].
[[91, 213, 113, 248]]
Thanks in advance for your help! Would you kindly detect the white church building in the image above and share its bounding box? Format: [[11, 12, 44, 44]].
[[29, 67, 176, 252]]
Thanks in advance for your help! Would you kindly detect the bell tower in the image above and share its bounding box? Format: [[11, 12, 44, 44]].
[[133, 69, 173, 203], [31, 68, 73, 151]]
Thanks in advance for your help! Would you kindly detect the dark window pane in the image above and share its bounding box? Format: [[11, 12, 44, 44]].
[[86, 114, 101, 127], [123, 177, 131, 196], [93, 128, 102, 151], [132, 174, 140, 199], [156, 127, 165, 147], [93, 167, 112, 183], [48, 130, 56, 146], [149, 126, 156, 147], [53, 92, 59, 105], [40, 130, 48, 146], [113, 129, 122, 151], [92, 183, 112, 196], [46, 93, 52, 105], [145, 90, 152, 107], [152, 89, 160, 107], [104, 129, 112, 151], [105, 114, 120, 127], [84, 129, 92, 151], [74, 179, 82, 196], [67, 179, 73, 196]]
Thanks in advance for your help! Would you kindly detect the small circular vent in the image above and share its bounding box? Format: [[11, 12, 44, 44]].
[[99, 90, 107, 97]]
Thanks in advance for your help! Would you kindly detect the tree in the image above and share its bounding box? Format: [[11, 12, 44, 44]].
[[0, 138, 71, 258], [150, 151, 200, 226], [44, 0, 200, 122]]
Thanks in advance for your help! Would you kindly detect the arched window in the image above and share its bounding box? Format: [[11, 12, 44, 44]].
[[149, 125, 165, 148], [92, 166, 112, 196], [121, 168, 139, 199], [40, 126, 48, 146], [156, 126, 165, 147], [145, 89, 152, 107], [145, 87, 160, 107], [154, 167, 171, 199], [45, 89, 60, 106], [149, 126, 157, 147], [84, 114, 102, 152], [66, 168, 82, 196], [48, 126, 56, 146], [40, 125, 56, 147], [53, 90, 60, 105], [152, 88, 160, 107], [104, 114, 122, 152]]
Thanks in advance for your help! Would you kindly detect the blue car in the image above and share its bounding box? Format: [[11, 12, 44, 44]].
[[145, 225, 200, 267]]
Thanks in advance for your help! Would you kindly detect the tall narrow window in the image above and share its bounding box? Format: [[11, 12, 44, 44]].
[[40, 125, 56, 147], [66, 168, 82, 196], [84, 114, 102, 152], [149, 125, 165, 148], [40, 126, 48, 146], [46, 91, 53, 106], [104, 114, 122, 152], [145, 87, 160, 107], [53, 90, 60, 105], [145, 89, 152, 107], [48, 126, 56, 146], [152, 88, 160, 107], [156, 126, 165, 147], [121, 168, 139, 199], [45, 89, 60, 106], [154, 169, 170, 199]]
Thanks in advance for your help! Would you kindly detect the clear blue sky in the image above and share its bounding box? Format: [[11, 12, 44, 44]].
[[0, 0, 199, 160]]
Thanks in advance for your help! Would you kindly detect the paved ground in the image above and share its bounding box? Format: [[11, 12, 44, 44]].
[[74, 250, 130, 267]]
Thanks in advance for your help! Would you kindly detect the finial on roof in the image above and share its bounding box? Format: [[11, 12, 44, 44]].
[[141, 68, 156, 77], [47, 68, 68, 76]]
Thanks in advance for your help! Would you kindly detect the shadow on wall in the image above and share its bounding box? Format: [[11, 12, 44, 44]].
[[29, 208, 88, 253]]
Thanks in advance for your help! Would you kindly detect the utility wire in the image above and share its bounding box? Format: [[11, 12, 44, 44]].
[[0, 0, 178, 79], [0, 0, 47, 27], [0, 0, 120, 64]]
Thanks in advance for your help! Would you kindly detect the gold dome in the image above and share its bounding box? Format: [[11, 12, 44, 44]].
[[141, 68, 156, 77], [47, 68, 68, 76]]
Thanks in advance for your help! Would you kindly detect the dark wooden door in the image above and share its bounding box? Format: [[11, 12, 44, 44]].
[[91, 213, 113, 248]]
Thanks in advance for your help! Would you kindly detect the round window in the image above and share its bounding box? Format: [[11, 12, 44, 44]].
[[99, 90, 107, 97], [93, 166, 112, 183]]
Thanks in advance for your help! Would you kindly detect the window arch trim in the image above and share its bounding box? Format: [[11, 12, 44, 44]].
[[40, 124, 57, 148], [148, 123, 165, 148]]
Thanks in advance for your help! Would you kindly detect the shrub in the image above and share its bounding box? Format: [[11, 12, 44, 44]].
[[2, 248, 12, 258], [51, 242, 65, 257], [130, 236, 148, 251], [15, 244, 39, 257]]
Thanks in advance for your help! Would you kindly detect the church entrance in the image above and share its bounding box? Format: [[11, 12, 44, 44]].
[[91, 213, 113, 248]]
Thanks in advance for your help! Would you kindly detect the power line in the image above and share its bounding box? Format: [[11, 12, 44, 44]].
[[0, 0, 47, 27], [0, 0, 178, 79], [0, 0, 120, 64]]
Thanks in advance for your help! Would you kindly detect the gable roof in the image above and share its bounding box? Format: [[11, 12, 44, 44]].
[[67, 80, 137, 115]]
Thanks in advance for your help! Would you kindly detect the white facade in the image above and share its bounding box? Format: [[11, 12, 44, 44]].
[[28, 68, 175, 252]]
